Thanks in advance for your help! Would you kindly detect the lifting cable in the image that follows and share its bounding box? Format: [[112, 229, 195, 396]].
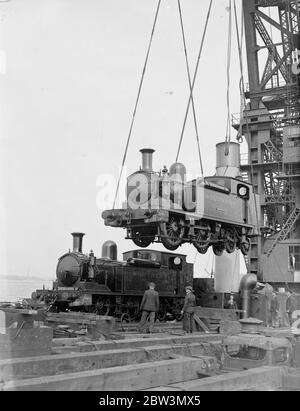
[[233, 0, 246, 143], [175, 0, 213, 165], [177, 0, 204, 177], [112, 0, 162, 209], [225, 0, 232, 156]]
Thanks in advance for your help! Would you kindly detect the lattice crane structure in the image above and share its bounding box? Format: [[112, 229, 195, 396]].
[[236, 0, 300, 284]]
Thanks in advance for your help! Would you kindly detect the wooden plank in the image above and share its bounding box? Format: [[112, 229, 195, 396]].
[[0, 343, 218, 382], [148, 366, 285, 391], [219, 320, 242, 336], [282, 371, 300, 390], [1, 357, 213, 391], [46, 318, 97, 325], [193, 314, 210, 332], [194, 307, 242, 321], [52, 333, 222, 354], [0, 326, 53, 359]]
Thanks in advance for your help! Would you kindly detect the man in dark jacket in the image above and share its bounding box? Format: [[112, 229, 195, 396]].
[[181, 285, 196, 333], [139, 282, 159, 333], [286, 291, 297, 326]]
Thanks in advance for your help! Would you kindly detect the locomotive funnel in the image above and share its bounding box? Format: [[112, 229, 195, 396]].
[[71, 232, 85, 253], [140, 148, 155, 172]]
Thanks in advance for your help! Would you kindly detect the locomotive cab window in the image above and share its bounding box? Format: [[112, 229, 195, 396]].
[[168, 256, 183, 270], [204, 177, 231, 194]]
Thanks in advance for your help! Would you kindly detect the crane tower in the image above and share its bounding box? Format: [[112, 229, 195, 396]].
[[238, 0, 300, 285]]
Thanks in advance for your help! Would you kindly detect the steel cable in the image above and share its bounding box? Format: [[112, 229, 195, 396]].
[[225, 0, 232, 156], [177, 0, 204, 177], [175, 0, 213, 163], [112, 0, 162, 209], [233, 0, 246, 143]]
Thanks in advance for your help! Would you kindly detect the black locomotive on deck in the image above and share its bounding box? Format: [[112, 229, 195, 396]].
[[35, 233, 193, 320]]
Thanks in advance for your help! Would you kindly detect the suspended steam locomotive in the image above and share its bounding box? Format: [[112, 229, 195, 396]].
[[102, 149, 258, 256], [35, 233, 193, 319]]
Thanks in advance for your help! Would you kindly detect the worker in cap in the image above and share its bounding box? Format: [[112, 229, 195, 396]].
[[139, 281, 159, 334], [181, 285, 196, 333]]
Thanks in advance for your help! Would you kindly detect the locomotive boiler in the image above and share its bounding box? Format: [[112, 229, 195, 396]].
[[35, 233, 193, 320], [102, 149, 258, 256]]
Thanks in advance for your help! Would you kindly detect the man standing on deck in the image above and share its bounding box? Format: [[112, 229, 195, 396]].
[[139, 282, 159, 333], [286, 291, 297, 326], [181, 285, 196, 333]]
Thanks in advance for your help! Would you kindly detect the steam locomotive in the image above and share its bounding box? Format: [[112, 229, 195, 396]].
[[34, 233, 193, 320], [102, 149, 258, 256]]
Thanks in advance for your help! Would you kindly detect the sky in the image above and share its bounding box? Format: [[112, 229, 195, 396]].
[[0, 0, 249, 280]]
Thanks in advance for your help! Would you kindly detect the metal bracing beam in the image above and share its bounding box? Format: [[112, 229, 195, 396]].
[[279, 7, 293, 76], [254, 14, 288, 81], [264, 140, 283, 161], [261, 52, 276, 86], [256, 5, 299, 36], [243, 0, 261, 100], [261, 51, 290, 88], [266, 207, 300, 257], [256, 9, 290, 35], [256, 1, 287, 6]]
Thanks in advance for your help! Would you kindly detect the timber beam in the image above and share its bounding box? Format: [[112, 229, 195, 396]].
[[0, 343, 219, 382], [1, 357, 217, 391]]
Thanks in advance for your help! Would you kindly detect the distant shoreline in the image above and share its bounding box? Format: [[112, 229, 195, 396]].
[[0, 275, 54, 282]]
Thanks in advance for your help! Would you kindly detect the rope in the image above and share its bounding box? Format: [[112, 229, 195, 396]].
[[112, 0, 162, 209], [177, 0, 204, 177], [225, 0, 232, 156], [233, 0, 246, 143], [175, 0, 213, 163], [11, 321, 25, 340]]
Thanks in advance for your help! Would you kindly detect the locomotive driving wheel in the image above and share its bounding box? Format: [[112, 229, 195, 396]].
[[240, 237, 251, 255], [131, 228, 155, 248], [193, 224, 210, 254], [160, 215, 185, 251], [225, 229, 236, 254], [120, 313, 132, 332], [212, 242, 225, 256]]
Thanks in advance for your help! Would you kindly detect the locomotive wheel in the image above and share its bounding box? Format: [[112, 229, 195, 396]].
[[120, 313, 131, 332], [225, 230, 236, 254], [131, 229, 155, 248], [213, 242, 225, 256], [160, 216, 185, 251], [193, 226, 210, 254], [156, 312, 166, 322], [240, 238, 251, 255], [132, 237, 153, 248], [96, 299, 110, 316], [176, 313, 183, 321]]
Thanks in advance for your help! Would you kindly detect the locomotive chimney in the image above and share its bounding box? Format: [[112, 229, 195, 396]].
[[140, 148, 155, 172], [71, 232, 85, 253]]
